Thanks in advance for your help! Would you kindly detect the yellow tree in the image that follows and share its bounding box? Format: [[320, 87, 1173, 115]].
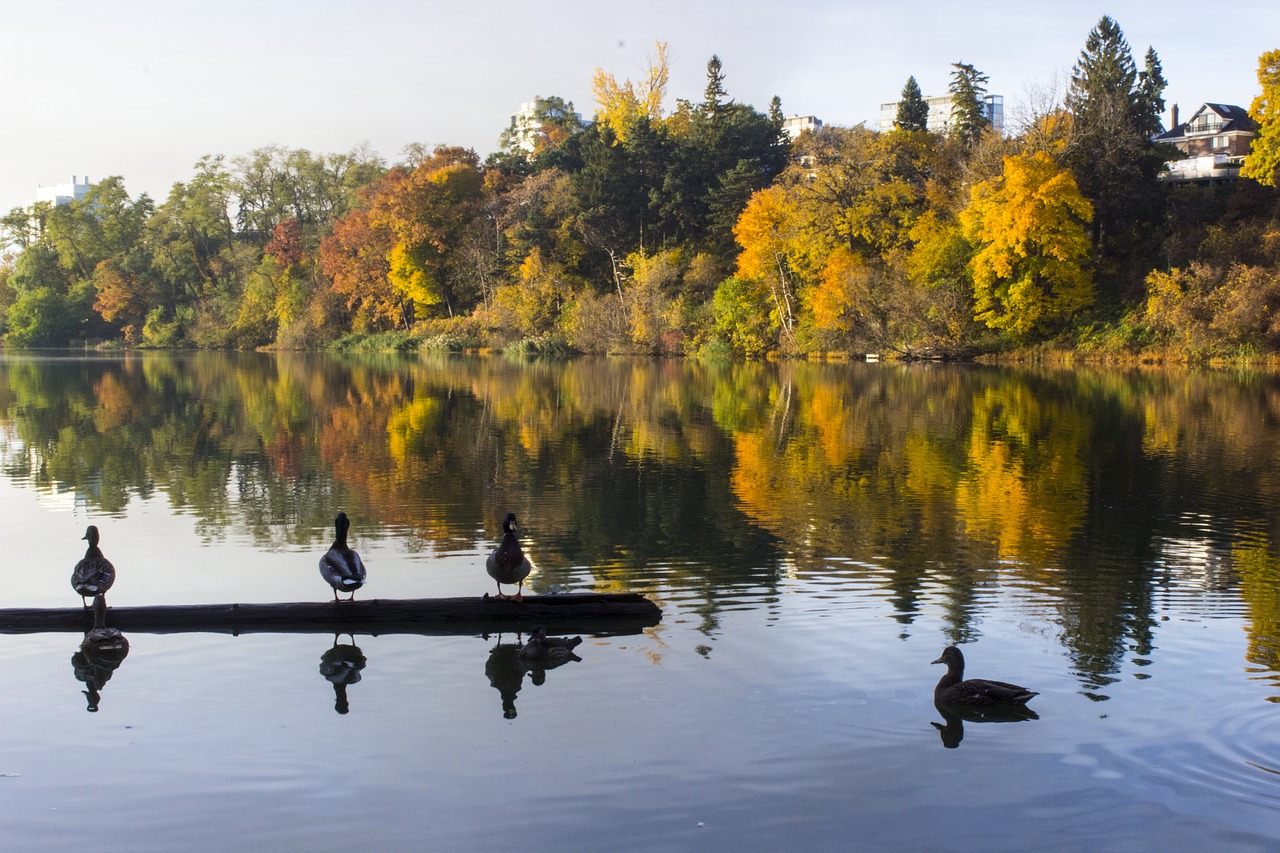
[[960, 151, 1094, 337], [733, 185, 803, 347], [591, 40, 669, 144], [1242, 49, 1280, 186]]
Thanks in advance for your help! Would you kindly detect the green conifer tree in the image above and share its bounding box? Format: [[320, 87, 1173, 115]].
[[895, 76, 930, 132], [948, 63, 990, 145]]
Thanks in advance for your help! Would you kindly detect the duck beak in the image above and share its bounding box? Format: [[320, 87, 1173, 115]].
[[931, 655, 944, 665]]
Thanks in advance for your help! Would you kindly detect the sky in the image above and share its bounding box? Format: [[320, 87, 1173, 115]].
[[1, 0, 1277, 214]]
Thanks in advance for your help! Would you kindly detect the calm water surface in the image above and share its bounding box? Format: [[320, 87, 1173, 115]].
[[1, 352, 1278, 851]]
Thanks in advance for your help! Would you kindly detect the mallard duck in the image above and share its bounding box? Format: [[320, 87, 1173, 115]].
[[71, 525, 116, 609], [319, 512, 366, 601], [73, 594, 129, 713], [518, 625, 582, 661], [486, 512, 532, 601], [81, 594, 129, 656], [931, 645, 1038, 705], [319, 635, 367, 715]]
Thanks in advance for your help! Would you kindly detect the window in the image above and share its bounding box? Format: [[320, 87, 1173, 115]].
[[1211, 135, 1229, 149]]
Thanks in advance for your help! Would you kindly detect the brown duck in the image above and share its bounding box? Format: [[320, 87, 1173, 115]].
[[932, 645, 1038, 705]]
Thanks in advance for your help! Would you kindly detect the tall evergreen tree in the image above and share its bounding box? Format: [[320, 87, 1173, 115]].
[[948, 62, 990, 145], [895, 76, 930, 132], [1136, 47, 1168, 136], [702, 55, 729, 118], [1064, 15, 1167, 291]]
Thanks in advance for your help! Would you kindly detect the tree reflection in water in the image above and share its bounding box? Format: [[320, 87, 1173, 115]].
[[5, 352, 1280, 700]]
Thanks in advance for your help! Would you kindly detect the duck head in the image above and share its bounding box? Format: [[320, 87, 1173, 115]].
[[82, 525, 100, 546], [334, 512, 350, 535], [502, 513, 518, 534], [932, 645, 965, 674]]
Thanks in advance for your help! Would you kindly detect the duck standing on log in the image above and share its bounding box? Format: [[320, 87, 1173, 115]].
[[320, 512, 366, 602], [931, 645, 1038, 706], [486, 512, 532, 601], [71, 525, 115, 609]]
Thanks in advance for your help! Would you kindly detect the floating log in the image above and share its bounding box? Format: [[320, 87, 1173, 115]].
[[0, 593, 662, 637]]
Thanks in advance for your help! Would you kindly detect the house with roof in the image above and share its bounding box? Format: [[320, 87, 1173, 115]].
[[1155, 103, 1258, 183]]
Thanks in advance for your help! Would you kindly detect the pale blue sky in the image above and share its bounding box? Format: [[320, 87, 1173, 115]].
[[2, 0, 1276, 214]]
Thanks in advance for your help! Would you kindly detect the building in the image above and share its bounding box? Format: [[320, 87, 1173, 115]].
[[32, 175, 91, 207], [1155, 103, 1258, 183], [782, 115, 824, 140], [506, 100, 584, 155], [877, 94, 1004, 135]]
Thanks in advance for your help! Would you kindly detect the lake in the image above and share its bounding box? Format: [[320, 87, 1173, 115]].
[[0, 351, 1278, 851]]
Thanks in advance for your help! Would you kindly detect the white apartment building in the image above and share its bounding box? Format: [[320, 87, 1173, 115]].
[[782, 115, 824, 140], [32, 175, 91, 207], [877, 94, 1004, 135]]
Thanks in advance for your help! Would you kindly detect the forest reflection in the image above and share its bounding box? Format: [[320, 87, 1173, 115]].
[[2, 352, 1279, 696]]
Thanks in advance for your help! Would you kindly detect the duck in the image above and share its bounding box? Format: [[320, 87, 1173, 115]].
[[319, 634, 367, 715], [931, 645, 1038, 706], [519, 625, 582, 662], [486, 512, 532, 601], [81, 594, 129, 657], [71, 525, 116, 609], [319, 512, 366, 601]]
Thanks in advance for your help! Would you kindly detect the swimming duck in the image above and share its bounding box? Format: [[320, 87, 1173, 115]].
[[519, 625, 582, 661], [486, 512, 532, 601], [320, 512, 366, 601], [931, 645, 1038, 705], [71, 525, 116, 609]]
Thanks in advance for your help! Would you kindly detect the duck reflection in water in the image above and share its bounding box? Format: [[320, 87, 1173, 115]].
[[484, 628, 581, 719], [931, 700, 1039, 748], [71, 594, 129, 712], [319, 634, 367, 714]]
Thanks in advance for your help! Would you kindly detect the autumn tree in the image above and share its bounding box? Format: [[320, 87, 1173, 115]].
[[1242, 49, 1280, 186], [895, 76, 930, 132], [591, 40, 669, 145], [960, 151, 1094, 337], [497, 96, 585, 163]]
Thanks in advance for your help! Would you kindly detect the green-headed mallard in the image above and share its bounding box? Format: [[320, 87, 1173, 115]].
[[319, 512, 366, 601], [932, 645, 1038, 705], [71, 525, 116, 609], [486, 512, 532, 601]]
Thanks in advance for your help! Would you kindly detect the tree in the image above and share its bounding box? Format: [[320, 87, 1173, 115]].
[[1242, 49, 1280, 186], [949, 63, 990, 145], [896, 76, 930, 132], [1064, 16, 1167, 280], [591, 40, 669, 145], [1135, 47, 1168, 137], [960, 151, 1094, 337], [321, 147, 484, 329], [497, 96, 584, 160], [702, 55, 729, 117]]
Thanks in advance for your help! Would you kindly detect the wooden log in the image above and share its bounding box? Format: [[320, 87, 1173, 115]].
[[0, 593, 662, 637]]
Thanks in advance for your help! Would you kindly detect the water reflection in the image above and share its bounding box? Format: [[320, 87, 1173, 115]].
[[483, 630, 580, 719], [70, 597, 130, 712], [4, 352, 1280, 697], [318, 634, 367, 714], [931, 700, 1040, 749]]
